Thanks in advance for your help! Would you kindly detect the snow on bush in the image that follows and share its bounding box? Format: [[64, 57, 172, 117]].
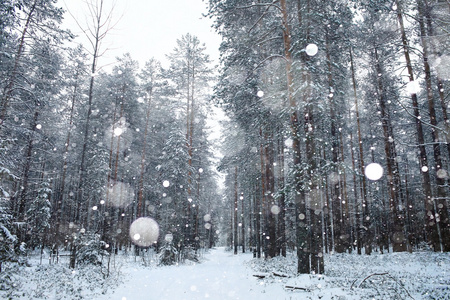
[[0, 262, 121, 299], [76, 233, 109, 266]]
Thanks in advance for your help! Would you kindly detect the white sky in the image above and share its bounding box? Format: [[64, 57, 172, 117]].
[[60, 0, 222, 70]]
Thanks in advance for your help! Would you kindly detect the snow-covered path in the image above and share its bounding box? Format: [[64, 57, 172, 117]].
[[100, 247, 285, 300]]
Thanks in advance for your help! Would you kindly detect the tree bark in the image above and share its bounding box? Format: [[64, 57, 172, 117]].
[[374, 47, 406, 252], [234, 166, 238, 255], [418, 0, 450, 251], [395, 0, 437, 249], [325, 31, 344, 253], [281, 0, 310, 274], [350, 47, 367, 255]]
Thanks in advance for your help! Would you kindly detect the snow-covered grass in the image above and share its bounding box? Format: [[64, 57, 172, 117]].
[[249, 249, 450, 299], [1, 247, 449, 299]]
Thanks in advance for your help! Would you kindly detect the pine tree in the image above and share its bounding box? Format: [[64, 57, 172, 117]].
[[27, 181, 52, 249]]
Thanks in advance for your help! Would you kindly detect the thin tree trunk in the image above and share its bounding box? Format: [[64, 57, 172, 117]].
[[277, 132, 287, 257], [234, 166, 238, 255], [18, 110, 39, 220], [325, 31, 344, 253], [241, 191, 245, 253], [282, 0, 310, 274], [255, 183, 262, 258], [374, 47, 406, 252], [339, 129, 351, 253], [418, 1, 449, 251], [264, 129, 277, 258], [56, 70, 80, 244], [304, 75, 324, 274], [423, 0, 450, 159], [0, 0, 37, 123], [395, 0, 437, 249], [349, 47, 367, 255], [137, 89, 153, 218]]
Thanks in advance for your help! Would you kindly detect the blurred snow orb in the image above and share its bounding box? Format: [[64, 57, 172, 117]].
[[36, 124, 42, 130], [284, 138, 293, 148], [305, 43, 318, 56], [271, 205, 281, 215], [257, 90, 264, 97], [106, 181, 135, 208], [205, 223, 211, 230], [422, 166, 429, 173], [365, 163, 384, 181], [163, 180, 170, 187], [203, 214, 211, 222], [114, 127, 124, 137], [165, 233, 173, 243], [406, 80, 421, 94], [437, 169, 448, 179], [129, 217, 159, 247]]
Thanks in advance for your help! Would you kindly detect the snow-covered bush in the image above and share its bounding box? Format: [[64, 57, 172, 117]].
[[158, 242, 178, 266], [27, 181, 52, 249], [180, 246, 199, 263], [0, 188, 17, 272], [76, 233, 109, 266]]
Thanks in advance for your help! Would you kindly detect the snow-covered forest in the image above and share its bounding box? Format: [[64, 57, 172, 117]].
[[0, 0, 449, 299]]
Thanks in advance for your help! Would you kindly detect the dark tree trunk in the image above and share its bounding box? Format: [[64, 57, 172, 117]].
[[350, 47, 366, 255], [395, 0, 437, 249], [374, 47, 406, 252], [418, 1, 450, 251]]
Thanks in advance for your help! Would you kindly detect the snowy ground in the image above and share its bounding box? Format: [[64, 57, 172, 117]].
[[98, 248, 286, 300], [1, 247, 449, 299]]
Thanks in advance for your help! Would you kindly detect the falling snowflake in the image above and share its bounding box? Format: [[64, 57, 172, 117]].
[[365, 163, 384, 181], [305, 44, 318, 56]]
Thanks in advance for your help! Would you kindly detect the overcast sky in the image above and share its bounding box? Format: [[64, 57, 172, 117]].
[[61, 0, 222, 70]]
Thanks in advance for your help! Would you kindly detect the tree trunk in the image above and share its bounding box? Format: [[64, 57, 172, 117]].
[[282, 0, 310, 273], [350, 47, 367, 255], [264, 129, 277, 258], [277, 132, 287, 257], [325, 31, 344, 253], [395, 0, 437, 249], [234, 166, 238, 255], [18, 110, 39, 221], [374, 47, 406, 252], [418, 1, 450, 251], [0, 0, 37, 123], [137, 88, 153, 218], [241, 191, 245, 253]]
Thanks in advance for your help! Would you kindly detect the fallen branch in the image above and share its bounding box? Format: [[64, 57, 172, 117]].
[[352, 272, 389, 289], [350, 272, 415, 300], [273, 272, 289, 278], [253, 274, 266, 279], [285, 285, 311, 291]]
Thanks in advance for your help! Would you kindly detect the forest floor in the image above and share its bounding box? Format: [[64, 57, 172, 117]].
[[1, 247, 449, 299]]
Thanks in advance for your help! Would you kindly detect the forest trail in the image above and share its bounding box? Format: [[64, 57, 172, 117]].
[[99, 247, 285, 300]]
